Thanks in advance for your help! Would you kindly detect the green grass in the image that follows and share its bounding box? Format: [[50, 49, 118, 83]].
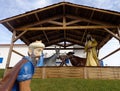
[[31, 78, 120, 91], [1, 69, 120, 91], [0, 69, 4, 78]]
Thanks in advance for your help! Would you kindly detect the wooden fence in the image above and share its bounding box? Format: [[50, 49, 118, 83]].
[[6, 66, 120, 80], [33, 66, 120, 80]]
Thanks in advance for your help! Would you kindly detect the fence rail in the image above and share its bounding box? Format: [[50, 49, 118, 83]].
[[33, 66, 120, 80]]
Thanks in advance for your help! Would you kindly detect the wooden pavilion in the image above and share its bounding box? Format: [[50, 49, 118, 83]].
[[0, 2, 120, 79]]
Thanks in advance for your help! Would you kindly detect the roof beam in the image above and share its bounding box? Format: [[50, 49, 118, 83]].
[[29, 31, 60, 40], [66, 15, 114, 26], [35, 13, 40, 21], [45, 38, 64, 46], [6, 22, 14, 30], [42, 31, 49, 42], [13, 30, 27, 42], [66, 37, 83, 46], [104, 28, 120, 41], [16, 25, 117, 31], [16, 15, 63, 30], [47, 20, 63, 26], [66, 20, 82, 25], [80, 10, 95, 42], [67, 33, 81, 41]]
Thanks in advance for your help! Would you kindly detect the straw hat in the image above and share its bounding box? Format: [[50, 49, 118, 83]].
[[29, 40, 45, 49]]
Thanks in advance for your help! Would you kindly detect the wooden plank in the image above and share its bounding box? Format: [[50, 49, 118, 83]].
[[33, 67, 120, 79], [16, 25, 117, 31], [7, 66, 120, 79], [104, 28, 120, 40]]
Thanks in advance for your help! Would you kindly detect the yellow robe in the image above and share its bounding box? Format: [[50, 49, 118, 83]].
[[85, 39, 99, 66]]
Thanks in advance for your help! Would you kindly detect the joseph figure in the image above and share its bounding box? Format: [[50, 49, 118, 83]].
[[85, 34, 99, 66]]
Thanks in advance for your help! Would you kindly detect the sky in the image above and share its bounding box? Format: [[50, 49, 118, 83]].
[[0, 0, 120, 66]]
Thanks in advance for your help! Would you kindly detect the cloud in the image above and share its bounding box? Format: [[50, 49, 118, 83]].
[[15, 0, 50, 10], [93, 0, 120, 12], [0, 0, 58, 19], [68, 0, 120, 12]]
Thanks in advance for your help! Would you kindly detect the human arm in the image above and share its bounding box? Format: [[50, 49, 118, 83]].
[[84, 39, 98, 52], [17, 60, 34, 91]]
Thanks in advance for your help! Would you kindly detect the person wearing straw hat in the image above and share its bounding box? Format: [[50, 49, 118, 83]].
[[12, 40, 45, 91], [84, 34, 99, 66]]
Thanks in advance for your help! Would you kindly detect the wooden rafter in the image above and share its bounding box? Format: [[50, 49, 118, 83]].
[[45, 38, 64, 46], [104, 28, 120, 41], [16, 25, 117, 31], [6, 22, 14, 30], [42, 31, 49, 42], [66, 20, 82, 25], [66, 37, 84, 46], [47, 20, 63, 26], [35, 13, 40, 21], [81, 10, 95, 42], [66, 15, 114, 26], [16, 15, 63, 30], [13, 30, 27, 42]]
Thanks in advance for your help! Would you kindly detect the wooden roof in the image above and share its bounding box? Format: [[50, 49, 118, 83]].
[[0, 2, 120, 49]]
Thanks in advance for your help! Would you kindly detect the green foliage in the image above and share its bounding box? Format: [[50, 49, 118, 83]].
[[31, 78, 120, 91], [0, 69, 4, 79]]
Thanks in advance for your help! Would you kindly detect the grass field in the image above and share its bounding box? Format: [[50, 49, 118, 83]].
[[0, 69, 4, 78], [31, 78, 120, 91], [0, 69, 120, 91]]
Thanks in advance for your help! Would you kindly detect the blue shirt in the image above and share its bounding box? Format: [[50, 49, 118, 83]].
[[12, 56, 35, 91]]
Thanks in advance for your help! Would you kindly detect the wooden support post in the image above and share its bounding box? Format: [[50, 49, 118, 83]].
[[13, 30, 27, 42], [84, 67, 87, 79], [4, 30, 16, 76], [6, 30, 16, 68], [63, 5, 66, 48], [42, 67, 46, 79], [117, 27, 120, 44]]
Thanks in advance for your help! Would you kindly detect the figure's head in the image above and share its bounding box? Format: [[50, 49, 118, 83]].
[[67, 52, 74, 58], [86, 34, 92, 41], [67, 52, 74, 55], [28, 40, 45, 58]]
